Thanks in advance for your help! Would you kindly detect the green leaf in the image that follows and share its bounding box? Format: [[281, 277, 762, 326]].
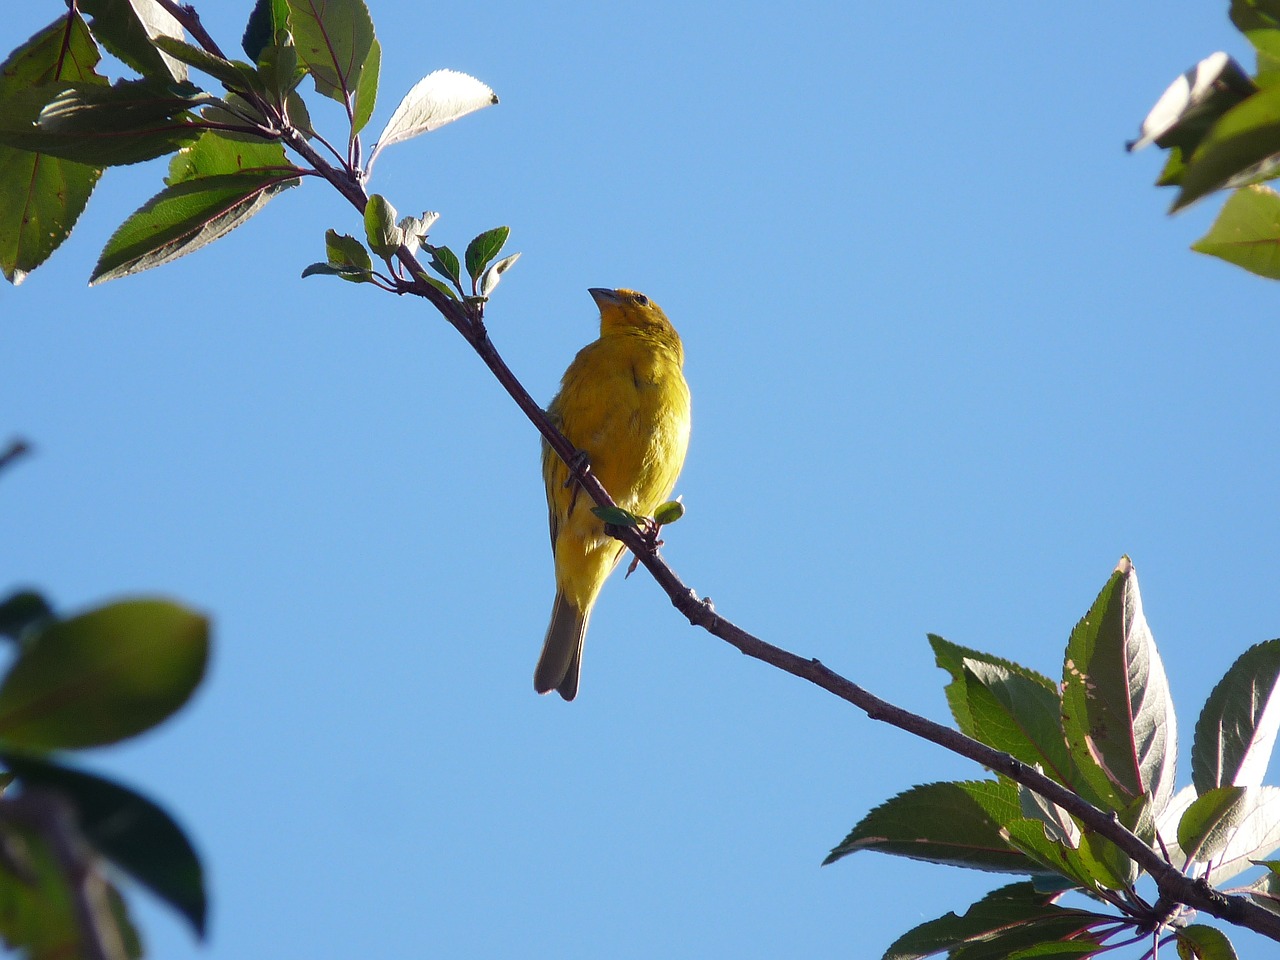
[[1176, 83, 1280, 211], [653, 499, 684, 525], [880, 882, 1106, 960], [0, 598, 209, 749], [1192, 184, 1280, 279], [0, 14, 106, 285], [425, 244, 461, 285], [1179, 786, 1250, 864], [79, 0, 187, 82], [959, 660, 1076, 789], [825, 780, 1041, 873], [301, 261, 378, 282], [1001, 817, 1113, 894], [1060, 558, 1177, 815], [326, 228, 372, 271], [166, 129, 292, 185], [243, 0, 291, 62], [464, 225, 510, 284], [1005, 945, 1105, 959], [285, 0, 380, 132], [591, 505, 641, 528], [1192, 637, 1280, 792], [930, 636, 1056, 731], [0, 79, 203, 167], [1167, 786, 1280, 883], [152, 36, 263, 96], [410, 266, 460, 300], [92, 168, 300, 283], [2, 753, 206, 937], [0, 817, 141, 960], [363, 193, 401, 258], [257, 34, 306, 105], [0, 591, 53, 644], [1175, 923, 1238, 960], [368, 69, 497, 168]]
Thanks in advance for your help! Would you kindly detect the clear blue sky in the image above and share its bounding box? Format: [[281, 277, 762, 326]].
[[4, 1, 1279, 957]]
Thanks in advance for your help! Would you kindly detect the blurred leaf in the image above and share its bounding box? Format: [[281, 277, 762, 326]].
[[1128, 53, 1255, 155], [3, 754, 205, 937], [881, 882, 1106, 960], [591, 505, 641, 529], [0, 79, 203, 166], [653, 499, 684, 525], [825, 780, 1041, 873], [363, 193, 401, 258], [1060, 558, 1178, 816], [1192, 184, 1280, 278], [479, 251, 520, 298], [464, 226, 509, 284], [91, 168, 300, 283], [424, 244, 461, 286], [0, 592, 53, 645], [242, 0, 291, 62], [1157, 146, 1188, 187], [153, 36, 262, 95], [1176, 83, 1280, 211], [285, 0, 380, 132], [79, 0, 187, 82], [0, 15, 105, 285], [1233, 0, 1280, 77], [0, 819, 141, 960], [0, 598, 209, 750], [1174, 923, 1238, 960], [368, 69, 497, 168], [1192, 637, 1280, 792]]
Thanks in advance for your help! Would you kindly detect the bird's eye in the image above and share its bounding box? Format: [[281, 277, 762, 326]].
[[632, 293, 649, 306]]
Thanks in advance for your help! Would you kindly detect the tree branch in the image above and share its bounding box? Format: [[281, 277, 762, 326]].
[[273, 99, 1280, 946]]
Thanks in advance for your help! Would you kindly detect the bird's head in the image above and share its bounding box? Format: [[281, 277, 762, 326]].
[[589, 287, 679, 343]]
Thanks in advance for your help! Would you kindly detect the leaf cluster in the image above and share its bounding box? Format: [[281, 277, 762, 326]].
[[1131, 1, 1280, 278], [0, 589, 210, 956], [0, 0, 500, 287], [826, 559, 1280, 959]]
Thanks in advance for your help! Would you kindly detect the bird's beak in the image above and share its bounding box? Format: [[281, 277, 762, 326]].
[[588, 287, 620, 306]]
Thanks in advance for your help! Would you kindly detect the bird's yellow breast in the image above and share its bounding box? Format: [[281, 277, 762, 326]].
[[542, 329, 691, 608]]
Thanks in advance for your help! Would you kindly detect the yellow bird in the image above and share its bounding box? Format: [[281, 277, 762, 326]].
[[535, 287, 692, 700]]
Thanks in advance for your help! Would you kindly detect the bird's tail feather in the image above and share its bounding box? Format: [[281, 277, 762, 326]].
[[535, 591, 589, 701]]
